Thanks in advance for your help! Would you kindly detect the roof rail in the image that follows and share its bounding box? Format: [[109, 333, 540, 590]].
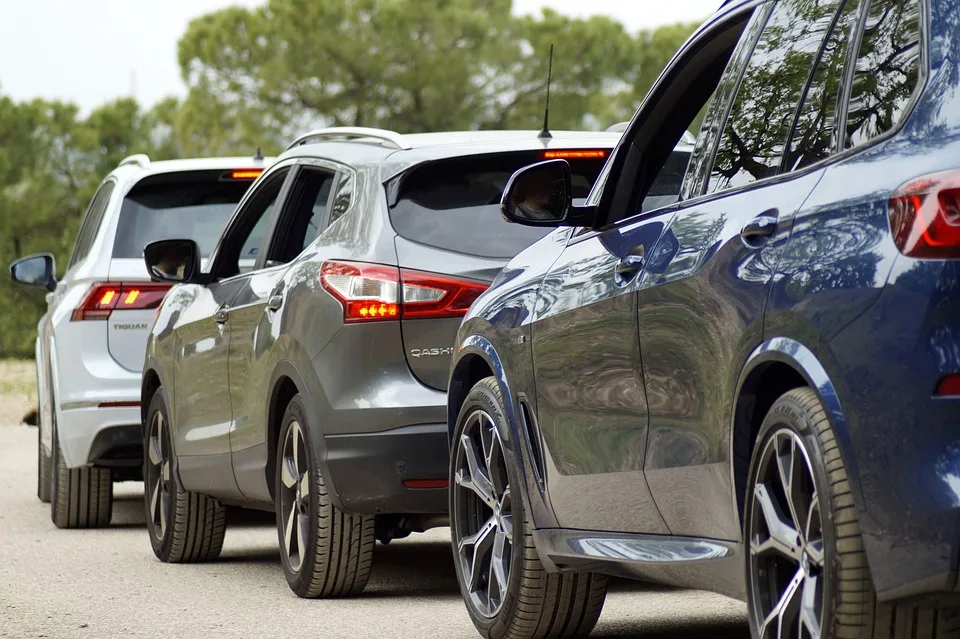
[[605, 122, 629, 133], [285, 127, 411, 152], [118, 153, 150, 168]]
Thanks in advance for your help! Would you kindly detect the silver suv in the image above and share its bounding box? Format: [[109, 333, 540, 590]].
[[10, 154, 271, 528], [140, 127, 617, 598]]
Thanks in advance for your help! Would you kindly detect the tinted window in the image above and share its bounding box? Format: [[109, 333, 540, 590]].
[[784, 0, 862, 171], [113, 174, 252, 259], [709, 0, 842, 194], [845, 0, 921, 148], [230, 170, 289, 275], [269, 167, 336, 262], [389, 152, 607, 259], [69, 181, 115, 268]]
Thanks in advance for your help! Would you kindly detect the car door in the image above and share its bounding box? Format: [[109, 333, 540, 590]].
[[529, 0, 777, 536], [531, 214, 673, 534], [635, 0, 852, 542], [227, 161, 339, 499], [172, 164, 294, 492]]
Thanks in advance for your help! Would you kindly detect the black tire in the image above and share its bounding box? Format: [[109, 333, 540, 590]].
[[37, 424, 51, 503], [745, 387, 960, 639], [144, 391, 226, 563], [50, 423, 112, 528], [451, 377, 607, 639], [275, 394, 375, 598]]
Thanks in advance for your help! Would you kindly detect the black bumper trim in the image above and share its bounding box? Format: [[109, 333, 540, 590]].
[[87, 424, 142, 468], [324, 423, 449, 516]]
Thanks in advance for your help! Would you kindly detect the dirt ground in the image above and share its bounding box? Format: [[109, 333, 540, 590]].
[[0, 360, 36, 426]]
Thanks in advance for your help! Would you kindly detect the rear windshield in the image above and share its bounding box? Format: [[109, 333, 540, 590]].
[[389, 152, 607, 259], [112, 171, 254, 258]]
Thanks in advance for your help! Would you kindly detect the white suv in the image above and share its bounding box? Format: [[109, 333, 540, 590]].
[[9, 153, 273, 528]]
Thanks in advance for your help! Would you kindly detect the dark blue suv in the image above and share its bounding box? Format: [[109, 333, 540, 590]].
[[446, 0, 960, 636]]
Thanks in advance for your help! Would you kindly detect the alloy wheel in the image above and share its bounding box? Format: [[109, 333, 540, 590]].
[[279, 419, 310, 573], [146, 410, 171, 542], [452, 409, 513, 618], [748, 429, 826, 639]]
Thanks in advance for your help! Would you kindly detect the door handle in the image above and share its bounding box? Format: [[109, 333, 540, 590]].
[[614, 246, 646, 286], [740, 209, 780, 245], [213, 306, 229, 324], [266, 295, 283, 312]]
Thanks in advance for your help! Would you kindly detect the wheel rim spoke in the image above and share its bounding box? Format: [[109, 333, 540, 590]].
[[760, 568, 803, 638], [291, 423, 301, 475], [147, 411, 170, 540], [281, 457, 298, 489], [459, 518, 496, 591], [148, 435, 163, 466], [489, 529, 509, 612], [150, 477, 162, 535], [776, 435, 809, 547], [299, 472, 310, 502], [751, 483, 801, 561], [284, 500, 298, 568], [457, 432, 497, 508], [800, 574, 822, 639]]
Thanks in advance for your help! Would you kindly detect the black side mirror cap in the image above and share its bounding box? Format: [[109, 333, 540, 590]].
[[144, 239, 202, 284], [500, 159, 596, 228], [10, 253, 57, 292]]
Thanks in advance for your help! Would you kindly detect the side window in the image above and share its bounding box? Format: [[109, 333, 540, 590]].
[[783, 0, 862, 171], [218, 167, 290, 277], [679, 5, 770, 201], [265, 167, 337, 265], [844, 0, 921, 148], [68, 181, 115, 268], [707, 0, 844, 194], [328, 172, 353, 226]]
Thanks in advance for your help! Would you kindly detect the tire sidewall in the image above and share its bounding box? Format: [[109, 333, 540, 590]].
[[144, 391, 177, 559], [449, 379, 526, 637], [275, 395, 321, 592], [744, 391, 839, 638]]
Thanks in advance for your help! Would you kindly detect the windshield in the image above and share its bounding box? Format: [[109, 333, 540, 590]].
[[389, 151, 608, 260], [112, 171, 255, 259]]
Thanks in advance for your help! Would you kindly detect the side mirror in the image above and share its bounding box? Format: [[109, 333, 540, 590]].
[[144, 239, 201, 284], [501, 160, 595, 228], [10, 253, 57, 292]]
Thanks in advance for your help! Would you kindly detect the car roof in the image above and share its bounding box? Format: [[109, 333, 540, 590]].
[[279, 129, 623, 181]]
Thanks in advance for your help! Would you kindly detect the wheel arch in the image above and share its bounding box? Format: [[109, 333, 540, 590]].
[[731, 338, 863, 529], [264, 361, 337, 507], [448, 336, 519, 445], [140, 365, 163, 434]]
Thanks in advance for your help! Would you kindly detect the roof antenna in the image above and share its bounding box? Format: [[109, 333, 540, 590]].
[[254, 146, 263, 161], [538, 44, 554, 140]]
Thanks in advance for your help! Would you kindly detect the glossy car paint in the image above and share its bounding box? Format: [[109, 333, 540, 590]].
[[145, 133, 617, 517], [449, 0, 960, 607]]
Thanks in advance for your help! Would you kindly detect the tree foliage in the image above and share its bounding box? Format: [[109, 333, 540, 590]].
[[0, 2, 698, 358]]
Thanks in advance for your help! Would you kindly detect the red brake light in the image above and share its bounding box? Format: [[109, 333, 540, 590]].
[[319, 261, 488, 323], [400, 268, 488, 319], [542, 149, 607, 160], [889, 170, 960, 258], [71, 282, 171, 321], [936, 374, 960, 397], [230, 169, 263, 180]]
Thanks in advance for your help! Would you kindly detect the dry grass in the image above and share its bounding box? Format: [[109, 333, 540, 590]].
[[0, 360, 36, 426]]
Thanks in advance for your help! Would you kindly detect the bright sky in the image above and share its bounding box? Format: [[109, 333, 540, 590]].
[[0, 0, 720, 113]]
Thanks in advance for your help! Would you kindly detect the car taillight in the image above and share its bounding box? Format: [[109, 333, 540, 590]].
[[71, 282, 171, 321], [889, 170, 960, 258], [319, 261, 488, 323]]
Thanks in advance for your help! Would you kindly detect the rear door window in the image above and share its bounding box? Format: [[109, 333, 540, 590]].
[[708, 0, 844, 194], [113, 171, 256, 259], [844, 0, 922, 148], [69, 180, 116, 268], [389, 151, 608, 259]]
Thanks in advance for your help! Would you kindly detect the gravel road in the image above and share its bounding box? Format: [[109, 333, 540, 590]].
[[0, 423, 749, 639]]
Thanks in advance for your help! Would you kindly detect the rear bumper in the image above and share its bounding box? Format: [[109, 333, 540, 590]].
[[323, 423, 449, 516], [58, 405, 141, 469]]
